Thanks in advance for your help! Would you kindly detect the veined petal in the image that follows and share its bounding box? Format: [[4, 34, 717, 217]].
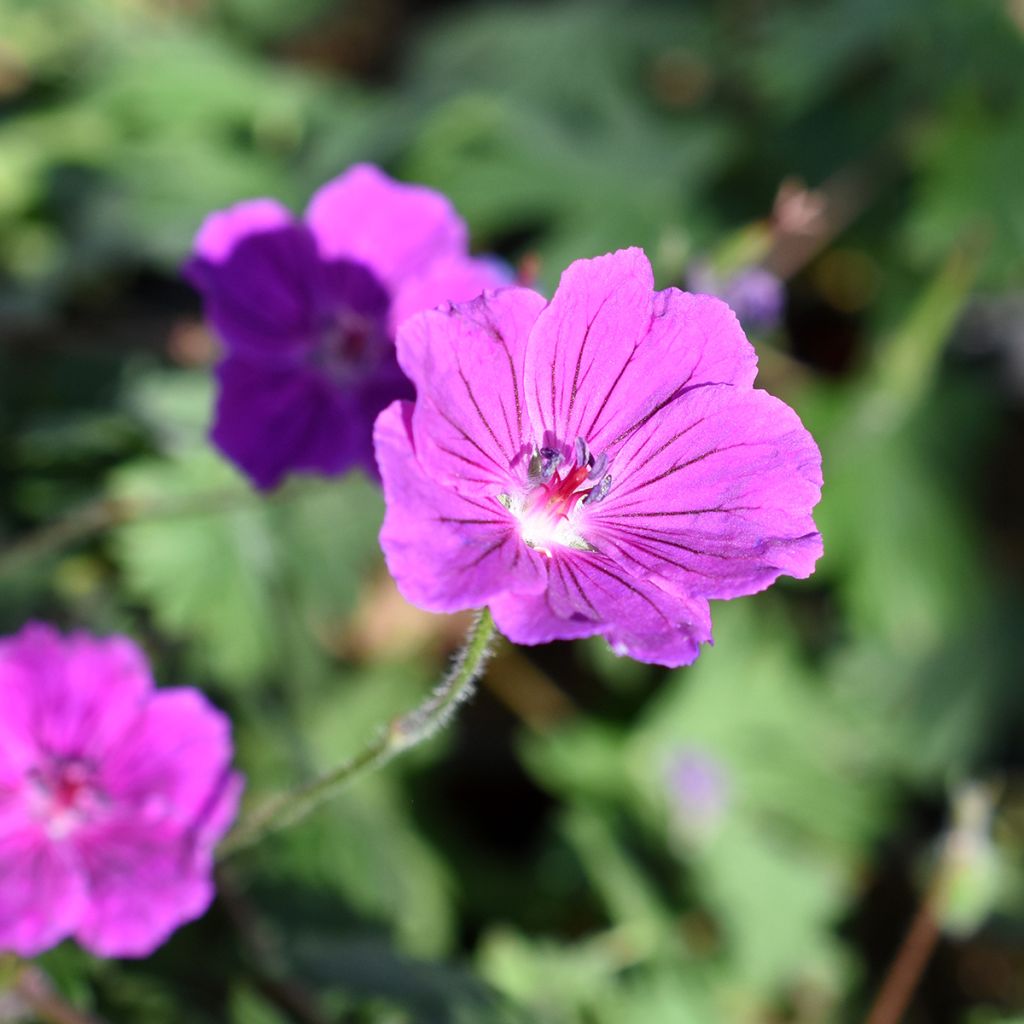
[[186, 221, 325, 358], [540, 554, 713, 667], [592, 385, 823, 597], [376, 401, 547, 613], [524, 249, 758, 454], [395, 288, 547, 494], [306, 164, 468, 286], [489, 589, 604, 646]]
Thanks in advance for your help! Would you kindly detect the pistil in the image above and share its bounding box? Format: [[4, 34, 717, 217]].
[[499, 437, 612, 557]]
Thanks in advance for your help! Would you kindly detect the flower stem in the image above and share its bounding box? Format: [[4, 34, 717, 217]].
[[217, 608, 497, 860]]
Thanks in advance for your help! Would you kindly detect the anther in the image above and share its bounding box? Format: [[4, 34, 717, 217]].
[[583, 474, 612, 504], [528, 447, 563, 484], [575, 437, 590, 468]]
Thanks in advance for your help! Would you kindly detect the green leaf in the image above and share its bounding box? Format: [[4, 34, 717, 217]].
[[108, 448, 279, 687]]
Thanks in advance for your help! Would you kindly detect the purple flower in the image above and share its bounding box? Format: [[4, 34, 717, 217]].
[[687, 263, 785, 333], [375, 248, 822, 667], [666, 749, 729, 839], [186, 164, 508, 490], [0, 624, 241, 958]]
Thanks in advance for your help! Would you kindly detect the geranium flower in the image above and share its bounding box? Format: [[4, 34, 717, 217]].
[[186, 164, 508, 490], [0, 624, 241, 957], [375, 248, 822, 666]]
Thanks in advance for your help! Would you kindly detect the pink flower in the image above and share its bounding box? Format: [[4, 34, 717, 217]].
[[0, 624, 241, 958], [185, 164, 509, 490], [375, 248, 822, 666]]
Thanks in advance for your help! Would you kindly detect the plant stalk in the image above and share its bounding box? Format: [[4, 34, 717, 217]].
[[217, 608, 497, 859]]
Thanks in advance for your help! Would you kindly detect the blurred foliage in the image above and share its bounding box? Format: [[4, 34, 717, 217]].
[[2, 0, 1024, 1022]]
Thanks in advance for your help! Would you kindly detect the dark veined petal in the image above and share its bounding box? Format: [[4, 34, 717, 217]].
[[591, 384, 823, 598], [524, 249, 758, 455], [375, 400, 547, 612], [394, 288, 548, 495], [492, 552, 714, 667]]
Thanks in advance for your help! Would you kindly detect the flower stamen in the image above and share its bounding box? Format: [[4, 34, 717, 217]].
[[501, 437, 610, 556]]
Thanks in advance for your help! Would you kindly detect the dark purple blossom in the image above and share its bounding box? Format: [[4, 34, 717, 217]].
[[186, 164, 508, 490], [688, 263, 785, 333], [375, 248, 822, 667], [0, 624, 241, 957]]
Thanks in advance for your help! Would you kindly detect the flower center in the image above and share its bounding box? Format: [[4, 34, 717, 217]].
[[499, 437, 612, 557], [27, 758, 104, 840], [312, 308, 388, 384]]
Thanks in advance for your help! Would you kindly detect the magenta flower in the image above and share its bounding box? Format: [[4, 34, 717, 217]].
[[186, 164, 508, 490], [375, 248, 822, 667], [0, 624, 241, 958]]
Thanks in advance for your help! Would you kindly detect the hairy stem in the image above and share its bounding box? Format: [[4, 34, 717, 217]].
[[218, 608, 497, 860]]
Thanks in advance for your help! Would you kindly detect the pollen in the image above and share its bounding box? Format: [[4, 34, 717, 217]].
[[498, 437, 610, 557]]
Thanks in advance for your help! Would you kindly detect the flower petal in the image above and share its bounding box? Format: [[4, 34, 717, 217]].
[[211, 354, 392, 489], [0, 626, 151, 769], [591, 385, 823, 597], [524, 249, 758, 454], [73, 819, 214, 958], [395, 288, 548, 494], [98, 689, 238, 833], [389, 253, 512, 329], [306, 164, 468, 286], [0, 828, 84, 956], [376, 401, 547, 612], [186, 221, 324, 358], [495, 553, 713, 667], [188, 198, 294, 265], [488, 588, 604, 645]]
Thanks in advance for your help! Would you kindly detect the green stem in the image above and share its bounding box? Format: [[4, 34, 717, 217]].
[[217, 608, 497, 860]]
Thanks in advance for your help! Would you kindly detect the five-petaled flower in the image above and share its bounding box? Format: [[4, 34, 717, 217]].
[[0, 624, 241, 957], [375, 248, 823, 666], [186, 164, 507, 490]]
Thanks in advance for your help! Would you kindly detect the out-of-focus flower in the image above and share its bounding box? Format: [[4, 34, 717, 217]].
[[666, 748, 730, 842], [0, 624, 241, 958], [375, 248, 822, 666], [186, 164, 508, 490], [687, 262, 786, 333]]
